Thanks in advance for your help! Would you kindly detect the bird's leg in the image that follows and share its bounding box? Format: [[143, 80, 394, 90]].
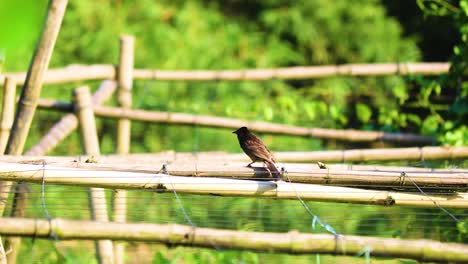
[[246, 161, 255, 167], [263, 162, 273, 178]]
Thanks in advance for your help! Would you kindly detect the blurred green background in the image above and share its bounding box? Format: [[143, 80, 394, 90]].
[[1, 0, 467, 263]]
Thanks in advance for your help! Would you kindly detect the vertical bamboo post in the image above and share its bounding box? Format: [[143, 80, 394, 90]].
[[113, 35, 134, 264], [0, 1, 68, 262], [74, 86, 114, 264], [0, 77, 16, 216], [0, 77, 15, 251], [0, 77, 16, 153], [0, 238, 5, 264]]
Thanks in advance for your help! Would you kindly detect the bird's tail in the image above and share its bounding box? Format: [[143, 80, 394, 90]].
[[265, 161, 281, 180]]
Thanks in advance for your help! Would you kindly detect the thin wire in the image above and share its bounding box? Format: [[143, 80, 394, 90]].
[[402, 171, 460, 223], [41, 162, 59, 241], [163, 164, 222, 251]]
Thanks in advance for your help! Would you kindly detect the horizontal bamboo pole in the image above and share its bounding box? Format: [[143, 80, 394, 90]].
[[1, 158, 466, 189], [36, 99, 434, 144], [0, 217, 467, 262], [0, 162, 466, 208], [90, 146, 468, 163], [132, 62, 451, 80], [0, 64, 116, 86], [0, 63, 450, 86], [1, 155, 467, 174]]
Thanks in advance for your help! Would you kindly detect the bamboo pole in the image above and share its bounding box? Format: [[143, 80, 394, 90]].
[[74, 86, 114, 264], [1, 1, 68, 263], [0, 238, 4, 264], [0, 77, 16, 153], [0, 78, 16, 217], [36, 100, 435, 144], [0, 162, 466, 208], [132, 63, 451, 80], [1, 155, 467, 174], [1, 62, 450, 85], [1, 217, 468, 262], [0, 64, 116, 86], [72, 146, 468, 163], [114, 35, 134, 264], [1, 159, 465, 189], [26, 80, 117, 156]]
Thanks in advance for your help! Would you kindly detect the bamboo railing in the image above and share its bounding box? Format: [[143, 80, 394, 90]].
[[0, 62, 450, 85], [0, 161, 466, 208], [0, 217, 467, 263]]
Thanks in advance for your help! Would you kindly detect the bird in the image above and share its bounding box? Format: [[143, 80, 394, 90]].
[[233, 126, 281, 179]]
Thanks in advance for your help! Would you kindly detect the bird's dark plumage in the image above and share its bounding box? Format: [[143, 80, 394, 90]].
[[233, 127, 281, 179]]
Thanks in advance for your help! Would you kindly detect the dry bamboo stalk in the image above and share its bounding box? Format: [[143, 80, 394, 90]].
[[0, 64, 116, 86], [1, 217, 467, 262], [131, 62, 450, 80], [36, 100, 435, 144], [2, 1, 68, 263], [0, 162, 466, 208], [26, 80, 116, 156], [74, 86, 114, 264], [0, 77, 16, 153], [114, 35, 134, 264]]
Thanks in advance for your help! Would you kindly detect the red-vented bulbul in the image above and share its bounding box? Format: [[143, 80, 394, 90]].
[[233, 126, 281, 179]]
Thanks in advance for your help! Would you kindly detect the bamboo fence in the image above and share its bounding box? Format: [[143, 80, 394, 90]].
[[74, 86, 114, 264], [0, 161, 466, 208], [0, 1, 68, 263], [0, 217, 467, 263], [0, 62, 451, 85], [35, 99, 435, 144]]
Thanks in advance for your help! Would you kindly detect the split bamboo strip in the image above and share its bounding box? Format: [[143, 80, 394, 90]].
[[35, 100, 435, 144], [2, 1, 68, 263], [0, 162, 466, 208], [133, 62, 451, 80], [114, 35, 134, 264], [1, 217, 467, 262], [0, 78, 16, 153], [0, 62, 450, 86], [26, 80, 117, 156], [74, 86, 114, 264]]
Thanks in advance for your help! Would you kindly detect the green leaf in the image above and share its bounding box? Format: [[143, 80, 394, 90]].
[[355, 103, 372, 123]]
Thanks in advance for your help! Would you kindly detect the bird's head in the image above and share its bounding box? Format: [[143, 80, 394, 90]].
[[233, 126, 249, 135]]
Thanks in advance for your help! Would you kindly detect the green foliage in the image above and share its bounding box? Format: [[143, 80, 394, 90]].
[[417, 0, 468, 145]]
